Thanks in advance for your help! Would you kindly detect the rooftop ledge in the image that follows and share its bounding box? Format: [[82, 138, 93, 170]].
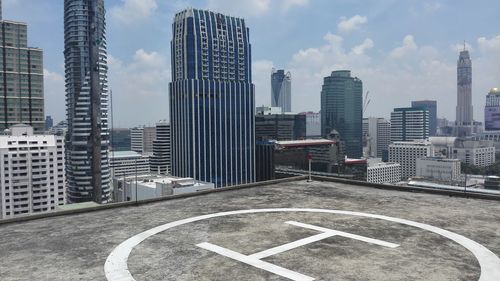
[[1, 176, 500, 280]]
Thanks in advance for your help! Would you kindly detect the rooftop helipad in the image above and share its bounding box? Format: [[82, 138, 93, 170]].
[[1, 179, 499, 281]]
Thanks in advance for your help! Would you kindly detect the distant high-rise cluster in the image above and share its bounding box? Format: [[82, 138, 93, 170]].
[[170, 8, 255, 187], [64, 0, 111, 203], [271, 69, 292, 113], [321, 70, 363, 158]]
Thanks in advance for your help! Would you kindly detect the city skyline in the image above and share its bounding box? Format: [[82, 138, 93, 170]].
[[3, 0, 499, 127]]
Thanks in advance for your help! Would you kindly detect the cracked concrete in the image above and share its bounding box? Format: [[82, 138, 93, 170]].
[[0, 180, 499, 280]]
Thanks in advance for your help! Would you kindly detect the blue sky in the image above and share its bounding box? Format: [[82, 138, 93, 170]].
[[4, 0, 500, 127]]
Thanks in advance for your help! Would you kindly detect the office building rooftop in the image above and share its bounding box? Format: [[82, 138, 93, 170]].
[[1, 178, 499, 280]]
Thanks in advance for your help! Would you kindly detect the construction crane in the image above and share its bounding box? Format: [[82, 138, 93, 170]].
[[363, 91, 371, 115]]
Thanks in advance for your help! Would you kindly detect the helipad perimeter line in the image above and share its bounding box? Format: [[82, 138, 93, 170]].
[[104, 208, 500, 281]]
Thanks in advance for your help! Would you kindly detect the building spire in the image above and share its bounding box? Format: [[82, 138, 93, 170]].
[[463, 40, 466, 51]]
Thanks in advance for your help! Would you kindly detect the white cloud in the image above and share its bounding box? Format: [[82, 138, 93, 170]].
[[282, 0, 310, 10], [477, 35, 500, 53], [278, 31, 500, 122], [351, 38, 374, 55], [43, 69, 65, 123], [252, 60, 275, 108], [423, 2, 443, 13], [337, 15, 367, 33], [389, 35, 418, 58], [207, 0, 271, 17], [110, 0, 158, 24], [108, 50, 170, 127]]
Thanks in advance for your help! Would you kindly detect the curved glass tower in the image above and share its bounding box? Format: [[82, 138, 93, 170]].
[[64, 0, 111, 203], [170, 8, 255, 187], [271, 69, 291, 113]]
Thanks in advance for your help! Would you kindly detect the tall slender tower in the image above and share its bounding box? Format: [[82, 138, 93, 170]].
[[170, 8, 255, 187], [271, 69, 291, 113], [456, 47, 473, 136], [64, 0, 111, 203], [0, 1, 45, 133], [321, 70, 363, 158]]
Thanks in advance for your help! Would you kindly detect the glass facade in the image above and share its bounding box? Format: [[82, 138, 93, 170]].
[[170, 8, 255, 187], [0, 19, 44, 133], [64, 0, 111, 203], [321, 70, 363, 158], [271, 69, 291, 113]]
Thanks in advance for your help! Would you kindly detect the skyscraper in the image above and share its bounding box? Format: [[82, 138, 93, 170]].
[[412, 100, 437, 136], [321, 70, 363, 158], [363, 117, 391, 158], [390, 107, 429, 142], [456, 48, 473, 136], [0, 3, 44, 133], [485, 88, 500, 131], [271, 69, 291, 113], [150, 120, 171, 175], [170, 8, 255, 187], [64, 0, 111, 203]]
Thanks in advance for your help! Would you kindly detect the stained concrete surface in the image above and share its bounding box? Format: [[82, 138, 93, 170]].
[[0, 180, 499, 280]]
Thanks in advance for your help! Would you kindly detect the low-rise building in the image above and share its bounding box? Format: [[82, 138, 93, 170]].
[[451, 140, 495, 167], [388, 140, 433, 180], [110, 151, 150, 178], [484, 176, 500, 190], [255, 113, 306, 141], [0, 124, 65, 219], [416, 157, 461, 182], [113, 174, 214, 202], [367, 162, 401, 184], [274, 139, 342, 173]]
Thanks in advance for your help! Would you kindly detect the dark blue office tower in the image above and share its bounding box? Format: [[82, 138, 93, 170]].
[[170, 8, 255, 187]]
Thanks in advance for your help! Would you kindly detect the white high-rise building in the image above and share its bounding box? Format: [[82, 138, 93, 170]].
[[390, 107, 429, 142], [0, 125, 65, 219], [150, 121, 171, 175], [130, 126, 156, 154], [110, 151, 150, 178], [416, 157, 461, 182], [367, 162, 401, 184], [363, 117, 391, 158], [388, 141, 433, 180]]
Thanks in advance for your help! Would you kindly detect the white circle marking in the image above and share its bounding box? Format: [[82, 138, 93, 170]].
[[104, 208, 500, 281]]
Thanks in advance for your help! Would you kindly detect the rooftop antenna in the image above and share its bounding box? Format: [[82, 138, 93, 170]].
[[463, 40, 466, 51]]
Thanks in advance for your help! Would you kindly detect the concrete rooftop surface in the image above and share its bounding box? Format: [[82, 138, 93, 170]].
[[1, 179, 500, 281]]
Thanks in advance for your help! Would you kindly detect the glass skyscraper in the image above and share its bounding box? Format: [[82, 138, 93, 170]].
[[271, 69, 291, 113], [64, 0, 111, 203], [170, 8, 255, 187], [0, 7, 44, 133], [321, 70, 363, 158]]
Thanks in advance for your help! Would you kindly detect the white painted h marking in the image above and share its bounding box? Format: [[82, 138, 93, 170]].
[[196, 221, 399, 281]]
